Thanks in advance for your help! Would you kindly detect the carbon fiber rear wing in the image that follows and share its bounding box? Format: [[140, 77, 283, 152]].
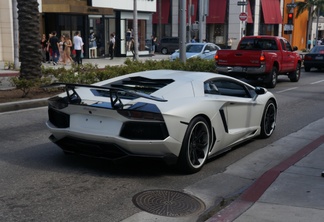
[[44, 82, 167, 109]]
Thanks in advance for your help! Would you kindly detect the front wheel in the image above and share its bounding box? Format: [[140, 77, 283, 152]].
[[260, 100, 277, 138], [289, 63, 301, 82], [178, 117, 210, 174], [161, 48, 168, 54], [265, 66, 278, 88], [304, 66, 311, 72]]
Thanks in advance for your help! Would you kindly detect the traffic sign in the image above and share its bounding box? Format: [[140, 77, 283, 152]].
[[239, 12, 248, 21]]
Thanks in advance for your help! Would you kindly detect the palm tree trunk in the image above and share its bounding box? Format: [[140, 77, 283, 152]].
[[17, 0, 42, 80]]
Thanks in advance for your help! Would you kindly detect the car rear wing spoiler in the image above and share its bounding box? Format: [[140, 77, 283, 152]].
[[43, 82, 167, 109]]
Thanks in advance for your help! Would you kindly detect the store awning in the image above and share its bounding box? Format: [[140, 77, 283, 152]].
[[261, 0, 282, 24], [152, 0, 171, 24], [206, 0, 227, 24], [247, 0, 253, 23]]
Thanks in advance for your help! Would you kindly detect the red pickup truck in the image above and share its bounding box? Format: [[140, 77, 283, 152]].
[[215, 36, 302, 88]]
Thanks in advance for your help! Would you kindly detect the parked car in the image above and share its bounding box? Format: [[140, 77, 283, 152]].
[[215, 35, 302, 88], [156, 37, 179, 54], [170, 43, 221, 61], [303, 45, 324, 72], [45, 70, 277, 173]]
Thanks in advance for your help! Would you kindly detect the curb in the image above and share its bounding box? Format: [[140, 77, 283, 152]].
[[0, 98, 48, 113]]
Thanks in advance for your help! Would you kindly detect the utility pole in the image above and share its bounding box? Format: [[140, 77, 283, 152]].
[[179, 0, 186, 63], [133, 0, 139, 60], [187, 0, 192, 43], [199, 0, 203, 42], [159, 0, 162, 38]]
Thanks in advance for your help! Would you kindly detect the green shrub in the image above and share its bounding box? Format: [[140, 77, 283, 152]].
[[14, 58, 217, 96]]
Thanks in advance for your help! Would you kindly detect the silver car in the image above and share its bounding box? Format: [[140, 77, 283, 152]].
[[170, 43, 221, 61]]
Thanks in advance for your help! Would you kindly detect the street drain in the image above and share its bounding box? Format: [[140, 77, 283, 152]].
[[132, 189, 205, 217]]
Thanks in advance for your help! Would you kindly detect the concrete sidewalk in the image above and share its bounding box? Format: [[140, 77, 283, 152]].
[[206, 121, 324, 222]]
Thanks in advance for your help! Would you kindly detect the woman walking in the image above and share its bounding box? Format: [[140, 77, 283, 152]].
[[63, 34, 73, 65]]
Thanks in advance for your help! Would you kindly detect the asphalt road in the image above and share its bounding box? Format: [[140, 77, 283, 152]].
[[0, 70, 323, 221]]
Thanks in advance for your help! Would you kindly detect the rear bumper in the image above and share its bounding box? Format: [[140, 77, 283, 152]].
[[216, 65, 266, 75], [50, 135, 178, 165]]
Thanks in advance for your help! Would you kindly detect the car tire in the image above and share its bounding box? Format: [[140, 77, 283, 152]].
[[161, 48, 168, 54], [265, 66, 278, 88], [304, 66, 311, 72], [178, 116, 210, 174], [260, 100, 277, 138], [289, 62, 301, 82]]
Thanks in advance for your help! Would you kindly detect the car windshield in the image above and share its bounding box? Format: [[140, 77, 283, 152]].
[[310, 46, 324, 54], [186, 45, 203, 53]]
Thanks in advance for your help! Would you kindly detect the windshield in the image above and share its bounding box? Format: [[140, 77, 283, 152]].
[[310, 46, 324, 54], [186, 45, 203, 53]]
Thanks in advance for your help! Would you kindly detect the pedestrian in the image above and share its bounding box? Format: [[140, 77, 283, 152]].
[[64, 34, 73, 65], [151, 35, 157, 55], [227, 38, 232, 49], [49, 31, 60, 66], [73, 31, 84, 65], [46, 33, 52, 63], [317, 38, 322, 45], [130, 37, 136, 61], [40, 34, 47, 63], [108, 33, 115, 60], [191, 36, 197, 43], [58, 35, 65, 64], [307, 39, 311, 49], [126, 28, 132, 51], [313, 38, 316, 47]]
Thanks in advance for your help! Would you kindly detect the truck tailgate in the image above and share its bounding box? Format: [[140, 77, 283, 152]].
[[216, 50, 262, 67]]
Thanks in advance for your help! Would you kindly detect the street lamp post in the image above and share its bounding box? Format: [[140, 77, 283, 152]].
[[133, 0, 139, 60], [179, 0, 186, 63]]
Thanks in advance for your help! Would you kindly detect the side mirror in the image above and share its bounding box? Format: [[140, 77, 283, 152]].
[[255, 86, 266, 95], [204, 50, 211, 54], [293, 46, 298, 51]]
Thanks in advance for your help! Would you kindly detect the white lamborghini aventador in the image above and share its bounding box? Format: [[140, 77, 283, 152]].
[[46, 70, 277, 173]]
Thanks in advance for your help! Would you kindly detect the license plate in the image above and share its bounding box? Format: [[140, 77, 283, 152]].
[[315, 56, 323, 60], [233, 67, 243, 72]]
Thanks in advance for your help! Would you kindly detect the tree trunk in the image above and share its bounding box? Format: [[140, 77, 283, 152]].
[[17, 0, 42, 80]]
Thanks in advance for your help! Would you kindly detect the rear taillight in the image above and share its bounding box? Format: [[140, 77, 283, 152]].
[[260, 54, 265, 62], [214, 54, 219, 61], [118, 110, 164, 121], [304, 55, 312, 61]]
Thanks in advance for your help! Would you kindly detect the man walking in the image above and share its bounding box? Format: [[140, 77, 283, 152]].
[[73, 31, 84, 65], [49, 31, 60, 65]]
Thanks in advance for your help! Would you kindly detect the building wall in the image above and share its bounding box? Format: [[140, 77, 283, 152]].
[[0, 0, 14, 62], [282, 0, 309, 50], [92, 0, 156, 12]]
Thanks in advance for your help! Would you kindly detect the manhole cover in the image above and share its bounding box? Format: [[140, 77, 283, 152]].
[[132, 189, 205, 217]]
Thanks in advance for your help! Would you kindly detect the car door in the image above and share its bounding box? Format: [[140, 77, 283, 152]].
[[280, 39, 295, 71], [203, 44, 218, 60], [212, 79, 260, 142]]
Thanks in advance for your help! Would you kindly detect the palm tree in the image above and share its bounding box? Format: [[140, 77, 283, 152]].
[[17, 0, 42, 80], [295, 0, 324, 48]]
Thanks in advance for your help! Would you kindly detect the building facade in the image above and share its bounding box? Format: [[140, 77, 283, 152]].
[[0, 0, 313, 65]]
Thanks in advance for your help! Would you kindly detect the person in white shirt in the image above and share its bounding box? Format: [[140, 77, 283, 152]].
[[73, 31, 84, 65]]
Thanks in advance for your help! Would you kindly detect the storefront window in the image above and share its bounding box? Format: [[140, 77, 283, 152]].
[[89, 16, 104, 58]]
